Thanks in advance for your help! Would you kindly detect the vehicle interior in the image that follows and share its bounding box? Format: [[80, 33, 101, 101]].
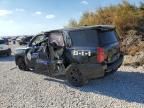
[[32, 32, 65, 75]]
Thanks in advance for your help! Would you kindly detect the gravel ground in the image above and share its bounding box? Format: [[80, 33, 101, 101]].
[[0, 44, 144, 108]]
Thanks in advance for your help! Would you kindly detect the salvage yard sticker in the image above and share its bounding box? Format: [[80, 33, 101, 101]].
[[73, 50, 91, 56]]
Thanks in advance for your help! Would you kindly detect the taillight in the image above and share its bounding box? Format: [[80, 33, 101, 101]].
[[97, 47, 107, 63]]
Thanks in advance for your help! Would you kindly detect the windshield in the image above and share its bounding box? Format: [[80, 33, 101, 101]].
[[30, 35, 45, 46], [0, 40, 5, 44], [98, 30, 118, 45], [69, 29, 98, 47]]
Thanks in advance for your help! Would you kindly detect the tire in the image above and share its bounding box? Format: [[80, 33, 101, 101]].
[[17, 57, 29, 71], [66, 66, 88, 87]]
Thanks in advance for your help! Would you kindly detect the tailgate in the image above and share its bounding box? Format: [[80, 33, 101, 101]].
[[98, 29, 121, 63], [104, 42, 121, 63]]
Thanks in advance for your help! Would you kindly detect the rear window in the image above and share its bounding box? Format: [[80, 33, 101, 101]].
[[69, 29, 98, 47], [0, 40, 5, 44], [98, 30, 118, 45]]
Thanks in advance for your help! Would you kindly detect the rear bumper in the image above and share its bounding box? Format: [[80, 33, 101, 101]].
[[0, 48, 11, 55], [105, 54, 124, 73], [66, 54, 124, 80], [78, 63, 106, 79], [65, 63, 106, 80]]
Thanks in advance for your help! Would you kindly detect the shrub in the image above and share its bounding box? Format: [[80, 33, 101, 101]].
[[67, 1, 144, 37]]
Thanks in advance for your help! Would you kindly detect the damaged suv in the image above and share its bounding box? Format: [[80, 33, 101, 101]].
[[15, 25, 124, 86]]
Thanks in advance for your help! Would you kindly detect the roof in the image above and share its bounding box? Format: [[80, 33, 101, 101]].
[[63, 25, 115, 31], [37, 25, 115, 35]]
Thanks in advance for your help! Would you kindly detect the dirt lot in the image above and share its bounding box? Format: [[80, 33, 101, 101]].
[[0, 44, 144, 108]]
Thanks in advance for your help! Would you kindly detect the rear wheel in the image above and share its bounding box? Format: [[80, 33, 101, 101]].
[[17, 57, 29, 71], [66, 67, 88, 87]]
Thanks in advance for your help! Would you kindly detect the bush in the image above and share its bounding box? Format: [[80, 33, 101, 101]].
[[67, 1, 144, 36]]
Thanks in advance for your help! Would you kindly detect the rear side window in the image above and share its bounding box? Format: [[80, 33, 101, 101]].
[[98, 30, 118, 45], [69, 29, 98, 47], [49, 32, 65, 47]]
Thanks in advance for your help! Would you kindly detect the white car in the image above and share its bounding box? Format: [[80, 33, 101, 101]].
[[0, 39, 11, 56]]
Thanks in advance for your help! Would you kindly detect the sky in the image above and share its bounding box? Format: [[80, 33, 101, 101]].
[[0, 0, 143, 36]]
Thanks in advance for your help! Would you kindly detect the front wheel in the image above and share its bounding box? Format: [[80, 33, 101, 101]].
[[66, 66, 88, 87], [17, 57, 29, 71]]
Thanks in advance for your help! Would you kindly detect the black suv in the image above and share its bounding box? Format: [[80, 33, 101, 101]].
[[15, 25, 124, 86]]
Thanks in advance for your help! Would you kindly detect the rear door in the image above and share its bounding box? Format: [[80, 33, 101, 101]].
[[98, 29, 121, 63], [34, 43, 51, 74], [35, 31, 65, 75]]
